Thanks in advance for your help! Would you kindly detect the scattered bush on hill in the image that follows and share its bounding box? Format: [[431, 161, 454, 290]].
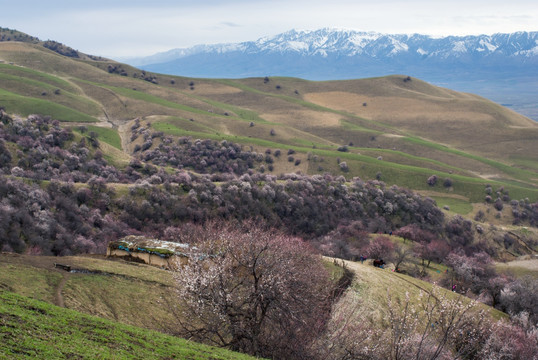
[[427, 174, 438, 186], [107, 64, 128, 76], [43, 40, 79, 58]]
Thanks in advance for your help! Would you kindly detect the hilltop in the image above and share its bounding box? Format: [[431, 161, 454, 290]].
[[0, 27, 105, 61], [127, 28, 538, 120]]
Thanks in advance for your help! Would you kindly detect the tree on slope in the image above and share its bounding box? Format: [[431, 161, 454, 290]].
[[172, 221, 332, 359], [318, 286, 492, 360]]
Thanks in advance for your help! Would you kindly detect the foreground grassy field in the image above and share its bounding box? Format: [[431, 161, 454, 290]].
[[0, 291, 255, 360], [0, 249, 521, 359]]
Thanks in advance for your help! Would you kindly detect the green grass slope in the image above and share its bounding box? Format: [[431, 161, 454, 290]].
[[0, 291, 255, 360], [334, 258, 506, 322], [0, 254, 178, 333]]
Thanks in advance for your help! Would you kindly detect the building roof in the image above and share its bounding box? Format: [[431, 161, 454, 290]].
[[109, 235, 192, 258]]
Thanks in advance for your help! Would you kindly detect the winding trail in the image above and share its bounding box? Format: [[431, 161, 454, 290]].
[[325, 256, 435, 297]]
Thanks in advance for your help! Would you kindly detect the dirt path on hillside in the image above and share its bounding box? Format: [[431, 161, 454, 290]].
[[58, 78, 134, 154], [54, 273, 68, 308], [116, 120, 132, 153], [325, 256, 435, 297]]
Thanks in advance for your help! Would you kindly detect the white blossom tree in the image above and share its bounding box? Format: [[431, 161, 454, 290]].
[[317, 286, 491, 360], [172, 221, 332, 359]]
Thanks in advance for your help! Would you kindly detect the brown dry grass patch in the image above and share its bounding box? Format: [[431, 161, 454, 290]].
[[305, 91, 494, 126], [471, 203, 517, 226], [498, 258, 538, 272], [417, 190, 469, 201], [304, 89, 538, 163], [0, 42, 38, 53], [261, 108, 342, 128], [192, 83, 243, 95], [99, 141, 131, 165]]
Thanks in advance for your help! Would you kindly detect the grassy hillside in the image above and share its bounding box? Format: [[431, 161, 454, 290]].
[[0, 254, 179, 333], [1, 37, 537, 206], [0, 290, 255, 360], [335, 257, 506, 320], [1, 30, 536, 359], [2, 251, 519, 357], [0, 253, 511, 359]]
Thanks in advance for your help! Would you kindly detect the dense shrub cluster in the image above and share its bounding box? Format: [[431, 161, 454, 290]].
[[135, 132, 268, 175], [1, 114, 537, 266], [0, 176, 130, 255], [510, 197, 538, 226], [43, 40, 80, 58], [107, 64, 128, 76], [0, 154, 445, 257], [132, 70, 159, 84], [182, 175, 444, 235], [0, 114, 127, 183]]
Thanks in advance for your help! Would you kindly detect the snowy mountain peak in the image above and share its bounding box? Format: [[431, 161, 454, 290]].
[[129, 29, 537, 67]]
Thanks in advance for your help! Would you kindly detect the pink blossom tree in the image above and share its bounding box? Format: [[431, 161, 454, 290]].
[[172, 221, 331, 359], [363, 235, 395, 260]]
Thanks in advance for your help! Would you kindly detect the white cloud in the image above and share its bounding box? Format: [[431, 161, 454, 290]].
[[2, 0, 537, 57]]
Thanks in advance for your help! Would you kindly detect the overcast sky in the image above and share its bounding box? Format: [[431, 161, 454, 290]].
[[2, 0, 537, 58]]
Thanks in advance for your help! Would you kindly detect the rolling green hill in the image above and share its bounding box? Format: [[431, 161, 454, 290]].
[[1, 33, 537, 207]]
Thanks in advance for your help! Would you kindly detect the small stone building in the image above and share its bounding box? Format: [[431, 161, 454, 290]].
[[106, 235, 190, 269]]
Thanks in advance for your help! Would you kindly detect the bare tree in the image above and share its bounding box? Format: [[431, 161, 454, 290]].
[[392, 244, 414, 271], [384, 287, 490, 359]]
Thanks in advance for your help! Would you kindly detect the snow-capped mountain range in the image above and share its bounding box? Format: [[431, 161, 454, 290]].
[[129, 28, 537, 74], [125, 29, 538, 120]]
